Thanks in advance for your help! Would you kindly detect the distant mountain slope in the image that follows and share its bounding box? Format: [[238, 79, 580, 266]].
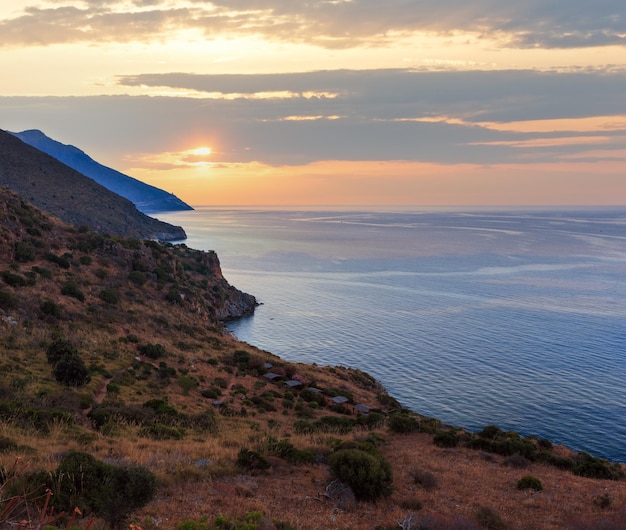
[[0, 129, 186, 241], [12, 129, 193, 214]]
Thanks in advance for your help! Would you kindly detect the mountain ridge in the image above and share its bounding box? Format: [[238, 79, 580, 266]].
[[0, 128, 186, 241], [11, 129, 193, 214]]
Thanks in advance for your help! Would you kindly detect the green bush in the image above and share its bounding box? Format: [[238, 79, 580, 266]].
[[516, 475, 543, 492], [479, 425, 503, 439], [61, 280, 85, 302], [236, 448, 270, 472], [177, 375, 199, 396], [433, 430, 460, 448], [266, 438, 314, 464], [572, 452, 624, 480], [99, 288, 119, 304], [45, 252, 71, 269], [32, 266, 52, 279], [0, 290, 18, 310], [388, 413, 420, 434], [40, 299, 61, 318], [357, 412, 386, 430], [328, 448, 393, 501], [46, 337, 78, 365], [50, 451, 156, 529], [138, 343, 166, 360], [201, 388, 221, 399], [128, 270, 147, 286], [53, 353, 91, 387], [1, 271, 26, 287]]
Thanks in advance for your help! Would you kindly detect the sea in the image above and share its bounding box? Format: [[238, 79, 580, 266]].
[[156, 206, 626, 463]]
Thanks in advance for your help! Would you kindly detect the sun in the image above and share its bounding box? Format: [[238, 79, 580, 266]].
[[190, 146, 212, 156]]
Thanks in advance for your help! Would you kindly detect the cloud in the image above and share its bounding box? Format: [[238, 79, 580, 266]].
[[117, 68, 626, 124], [1, 0, 624, 49], [1, 75, 624, 169]]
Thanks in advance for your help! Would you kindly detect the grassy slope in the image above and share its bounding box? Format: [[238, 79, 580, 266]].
[[0, 188, 624, 530]]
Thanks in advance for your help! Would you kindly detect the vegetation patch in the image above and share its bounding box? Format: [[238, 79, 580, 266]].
[[328, 445, 393, 501]]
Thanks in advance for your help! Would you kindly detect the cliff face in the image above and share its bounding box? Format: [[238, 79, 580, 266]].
[[0, 129, 186, 241], [0, 187, 256, 322]]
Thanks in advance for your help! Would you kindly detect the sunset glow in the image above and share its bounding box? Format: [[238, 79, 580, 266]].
[[1, 1, 625, 206]]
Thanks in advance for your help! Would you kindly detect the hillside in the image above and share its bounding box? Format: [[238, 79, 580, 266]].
[[0, 129, 186, 241], [0, 188, 624, 530], [11, 129, 193, 214]]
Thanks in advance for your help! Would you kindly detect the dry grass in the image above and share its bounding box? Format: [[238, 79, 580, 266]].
[[109, 428, 626, 530], [1, 188, 625, 530]]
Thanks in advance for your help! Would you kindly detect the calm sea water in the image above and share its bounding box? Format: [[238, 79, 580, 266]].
[[157, 207, 626, 462]]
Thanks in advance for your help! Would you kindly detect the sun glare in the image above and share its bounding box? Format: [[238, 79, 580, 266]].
[[191, 146, 212, 156]]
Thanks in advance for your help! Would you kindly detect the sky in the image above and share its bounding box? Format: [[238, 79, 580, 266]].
[[0, 1, 625, 207]]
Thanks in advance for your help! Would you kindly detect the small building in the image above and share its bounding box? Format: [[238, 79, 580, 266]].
[[263, 372, 282, 381], [331, 396, 349, 404], [355, 404, 371, 414], [285, 380, 303, 388]]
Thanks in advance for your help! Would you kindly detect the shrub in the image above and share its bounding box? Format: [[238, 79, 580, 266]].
[[433, 430, 460, 448], [267, 438, 314, 465], [40, 299, 61, 318], [99, 288, 119, 304], [0, 290, 18, 310], [51, 451, 156, 529], [236, 448, 270, 472], [61, 280, 85, 302], [2, 271, 26, 287], [32, 266, 52, 279], [128, 270, 147, 286], [329, 448, 392, 502], [201, 388, 221, 399], [177, 375, 199, 396], [53, 353, 91, 387], [79, 255, 92, 266], [45, 252, 70, 269], [516, 475, 543, 492], [572, 453, 623, 480], [138, 342, 166, 360], [143, 397, 180, 418], [479, 425, 503, 439], [388, 413, 420, 434], [46, 337, 78, 365]]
